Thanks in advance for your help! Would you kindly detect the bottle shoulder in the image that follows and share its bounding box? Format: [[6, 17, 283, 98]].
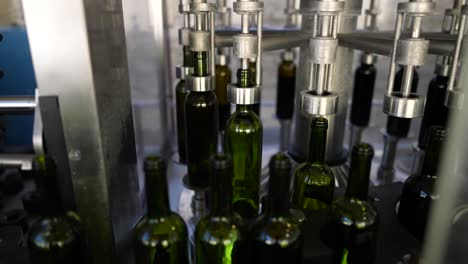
[[295, 163, 335, 183], [227, 111, 262, 130], [134, 213, 188, 245], [185, 91, 217, 107], [402, 174, 438, 198], [29, 216, 80, 249], [331, 197, 378, 229], [176, 80, 188, 92], [195, 216, 242, 244], [254, 216, 302, 245]]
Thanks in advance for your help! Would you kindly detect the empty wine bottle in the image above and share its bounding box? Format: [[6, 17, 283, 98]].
[[185, 51, 219, 189], [417, 74, 449, 149], [322, 143, 379, 264], [226, 68, 263, 219], [398, 126, 445, 241], [134, 156, 189, 264], [215, 52, 232, 132], [292, 117, 335, 211], [175, 46, 193, 164], [276, 50, 296, 151], [253, 153, 303, 263], [28, 156, 84, 264], [378, 67, 419, 183], [195, 153, 248, 264], [349, 53, 377, 149]]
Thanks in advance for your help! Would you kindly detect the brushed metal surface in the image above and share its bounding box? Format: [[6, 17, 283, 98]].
[[21, 0, 139, 263]]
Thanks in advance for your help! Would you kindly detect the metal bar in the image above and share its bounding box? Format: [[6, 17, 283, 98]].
[[210, 11, 216, 76], [0, 95, 36, 113], [256, 11, 263, 86], [0, 154, 35, 171], [448, 14, 467, 92], [215, 30, 457, 55], [387, 13, 404, 96]]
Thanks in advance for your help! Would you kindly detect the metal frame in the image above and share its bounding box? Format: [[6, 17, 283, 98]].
[[21, 0, 139, 263]]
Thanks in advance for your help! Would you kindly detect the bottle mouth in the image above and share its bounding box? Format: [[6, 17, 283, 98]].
[[352, 143, 374, 158], [210, 153, 232, 170], [269, 153, 292, 170], [311, 117, 328, 129], [144, 156, 166, 171]]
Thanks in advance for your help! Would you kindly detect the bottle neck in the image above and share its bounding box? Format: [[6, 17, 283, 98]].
[[345, 154, 372, 200], [307, 122, 327, 164], [209, 167, 233, 217], [34, 157, 65, 217], [421, 133, 444, 177], [268, 159, 292, 217], [145, 169, 171, 218], [193, 51, 208, 77], [236, 104, 254, 112], [237, 68, 252, 88], [183, 46, 193, 68]]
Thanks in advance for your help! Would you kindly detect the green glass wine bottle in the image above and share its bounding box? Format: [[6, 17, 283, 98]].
[[185, 51, 219, 189], [215, 55, 232, 132], [253, 153, 303, 263], [28, 156, 84, 264], [398, 126, 446, 241], [322, 143, 379, 264], [134, 156, 189, 264], [226, 68, 263, 219], [195, 153, 248, 264], [292, 117, 335, 211], [176, 46, 193, 164]]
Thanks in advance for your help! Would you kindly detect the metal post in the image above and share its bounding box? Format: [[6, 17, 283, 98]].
[[21, 0, 139, 263]]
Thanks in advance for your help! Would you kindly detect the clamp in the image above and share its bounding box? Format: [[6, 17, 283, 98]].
[[299, 0, 345, 116], [228, 0, 264, 105], [383, 0, 435, 119]]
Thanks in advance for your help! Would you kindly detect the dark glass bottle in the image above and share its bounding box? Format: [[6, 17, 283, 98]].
[[226, 68, 263, 219], [185, 51, 219, 189], [350, 60, 377, 128], [276, 58, 296, 120], [292, 117, 335, 210], [195, 153, 248, 264], [417, 75, 449, 149], [322, 143, 379, 264], [175, 46, 193, 164], [386, 67, 419, 138], [215, 62, 232, 131], [253, 153, 303, 263], [398, 126, 445, 240], [28, 156, 84, 264], [134, 156, 189, 264]]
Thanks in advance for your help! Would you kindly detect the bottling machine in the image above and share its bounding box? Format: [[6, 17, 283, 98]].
[[1, 0, 468, 263]]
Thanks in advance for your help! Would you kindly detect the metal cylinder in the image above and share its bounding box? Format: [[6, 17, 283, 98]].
[[289, 0, 361, 164], [0, 96, 36, 114]]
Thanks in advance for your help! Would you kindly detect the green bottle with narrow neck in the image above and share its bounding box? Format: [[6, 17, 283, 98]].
[[176, 46, 193, 163], [195, 153, 248, 264], [215, 54, 232, 132], [28, 156, 84, 264], [398, 126, 446, 240], [185, 51, 219, 189], [322, 143, 379, 264], [226, 68, 263, 219], [292, 117, 335, 210], [134, 156, 189, 264], [253, 153, 303, 263]]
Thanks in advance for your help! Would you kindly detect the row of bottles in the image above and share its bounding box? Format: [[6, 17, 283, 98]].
[[19, 124, 446, 263], [135, 140, 378, 264]]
